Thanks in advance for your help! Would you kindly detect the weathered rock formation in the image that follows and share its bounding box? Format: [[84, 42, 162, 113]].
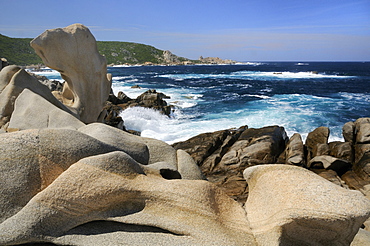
[[163, 50, 180, 64], [244, 164, 370, 245], [173, 125, 288, 204], [199, 56, 236, 64], [0, 65, 76, 130], [173, 119, 370, 204], [103, 89, 173, 130], [30, 23, 111, 123], [0, 23, 369, 245]]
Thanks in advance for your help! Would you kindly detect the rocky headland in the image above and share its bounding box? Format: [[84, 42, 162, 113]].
[[0, 23, 369, 245]]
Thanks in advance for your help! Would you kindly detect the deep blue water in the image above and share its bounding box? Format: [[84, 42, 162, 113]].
[[35, 62, 370, 144], [111, 62, 370, 143]]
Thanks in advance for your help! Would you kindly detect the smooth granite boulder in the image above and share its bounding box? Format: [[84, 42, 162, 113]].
[[8, 89, 85, 131], [354, 144, 370, 181], [329, 141, 353, 163], [342, 170, 370, 199], [78, 123, 149, 165], [351, 229, 370, 246], [172, 128, 235, 166], [244, 164, 370, 246], [30, 23, 111, 123], [176, 149, 205, 180], [0, 129, 120, 225], [0, 151, 256, 246], [142, 137, 178, 169], [0, 66, 75, 129], [0, 65, 20, 93]]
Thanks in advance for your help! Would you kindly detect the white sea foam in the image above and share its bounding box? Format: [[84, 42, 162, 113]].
[[246, 94, 271, 99], [156, 71, 353, 81], [112, 76, 134, 81], [231, 71, 353, 79], [118, 92, 348, 144], [27, 68, 62, 80], [34, 67, 351, 144], [295, 63, 309, 66]]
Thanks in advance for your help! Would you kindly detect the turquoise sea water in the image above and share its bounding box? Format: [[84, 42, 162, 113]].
[[35, 62, 370, 144]]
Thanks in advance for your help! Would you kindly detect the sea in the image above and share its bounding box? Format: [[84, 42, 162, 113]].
[[33, 62, 370, 144]]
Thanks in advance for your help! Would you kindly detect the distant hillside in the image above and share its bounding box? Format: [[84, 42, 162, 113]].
[[0, 34, 190, 66], [0, 34, 42, 65]]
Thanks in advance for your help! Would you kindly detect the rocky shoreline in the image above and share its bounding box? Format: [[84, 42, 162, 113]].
[[0, 24, 369, 245]]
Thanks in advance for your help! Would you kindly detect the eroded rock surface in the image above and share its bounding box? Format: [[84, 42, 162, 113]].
[[1, 23, 369, 246], [244, 164, 370, 246], [30, 23, 111, 123]]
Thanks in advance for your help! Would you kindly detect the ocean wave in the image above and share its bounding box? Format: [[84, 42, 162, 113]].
[[170, 101, 197, 108], [112, 75, 138, 81], [27, 68, 62, 80], [338, 92, 370, 102], [231, 71, 354, 79], [246, 94, 271, 99], [156, 70, 354, 81]]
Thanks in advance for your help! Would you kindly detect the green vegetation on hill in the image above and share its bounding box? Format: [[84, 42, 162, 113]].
[[0, 34, 42, 65], [0, 34, 190, 66], [97, 41, 164, 65]]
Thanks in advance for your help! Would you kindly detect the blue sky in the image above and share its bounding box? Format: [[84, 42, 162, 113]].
[[1, 0, 369, 61]]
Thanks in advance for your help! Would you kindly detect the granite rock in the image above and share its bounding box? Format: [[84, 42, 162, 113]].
[[244, 164, 370, 246], [305, 126, 330, 161], [0, 151, 256, 246], [0, 66, 75, 129], [30, 23, 111, 123], [8, 89, 85, 131]]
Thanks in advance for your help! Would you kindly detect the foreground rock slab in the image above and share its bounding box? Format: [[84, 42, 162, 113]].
[[0, 151, 255, 246], [244, 164, 370, 246]]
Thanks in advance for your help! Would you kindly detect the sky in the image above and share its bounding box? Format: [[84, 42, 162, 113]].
[[1, 0, 369, 61]]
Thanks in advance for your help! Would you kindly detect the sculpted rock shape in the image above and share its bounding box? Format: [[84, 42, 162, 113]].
[[244, 164, 370, 246], [0, 128, 120, 224], [0, 65, 75, 129], [30, 23, 111, 123], [176, 149, 206, 180], [78, 123, 150, 165], [0, 151, 256, 246], [8, 89, 85, 131]]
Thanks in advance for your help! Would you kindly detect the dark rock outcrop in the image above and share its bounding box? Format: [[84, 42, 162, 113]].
[[102, 89, 173, 130], [305, 126, 330, 162], [277, 133, 305, 166], [173, 120, 370, 205], [173, 125, 288, 204]]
